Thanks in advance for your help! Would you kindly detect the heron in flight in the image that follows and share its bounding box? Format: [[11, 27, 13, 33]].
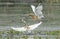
[[11, 21, 42, 33], [30, 3, 44, 20]]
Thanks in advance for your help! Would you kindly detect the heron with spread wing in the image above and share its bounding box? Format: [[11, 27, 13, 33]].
[[11, 3, 43, 33], [30, 3, 44, 20]]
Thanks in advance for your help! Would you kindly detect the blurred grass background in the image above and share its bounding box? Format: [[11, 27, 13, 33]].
[[0, 1, 60, 26], [0, 0, 60, 39], [0, 0, 60, 31]]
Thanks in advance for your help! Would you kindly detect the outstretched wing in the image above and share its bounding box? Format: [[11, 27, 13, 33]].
[[11, 22, 42, 32], [31, 4, 44, 19], [11, 27, 26, 31], [31, 5, 37, 15], [36, 4, 43, 11], [29, 21, 42, 30], [35, 4, 44, 19]]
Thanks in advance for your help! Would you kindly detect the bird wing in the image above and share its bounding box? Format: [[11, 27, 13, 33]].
[[11, 22, 42, 32], [36, 4, 43, 11], [35, 4, 44, 19], [31, 5, 37, 15], [11, 27, 26, 32], [31, 4, 44, 19], [29, 22, 42, 30]]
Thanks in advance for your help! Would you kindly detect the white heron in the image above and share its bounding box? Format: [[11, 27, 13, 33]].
[[11, 21, 42, 33], [30, 3, 44, 20]]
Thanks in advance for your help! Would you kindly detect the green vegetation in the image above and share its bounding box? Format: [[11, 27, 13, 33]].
[[0, 0, 60, 39], [44, 31, 60, 35], [0, 30, 60, 35], [0, 30, 60, 39]]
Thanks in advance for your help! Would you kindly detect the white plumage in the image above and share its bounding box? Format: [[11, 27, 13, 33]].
[[11, 22, 42, 32], [31, 3, 44, 19]]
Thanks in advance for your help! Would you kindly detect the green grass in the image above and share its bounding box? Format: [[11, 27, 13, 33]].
[[0, 3, 60, 39], [0, 30, 60, 39]]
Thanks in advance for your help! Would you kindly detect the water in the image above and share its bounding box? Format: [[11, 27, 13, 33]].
[[0, 3, 60, 39], [0, 25, 60, 31]]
